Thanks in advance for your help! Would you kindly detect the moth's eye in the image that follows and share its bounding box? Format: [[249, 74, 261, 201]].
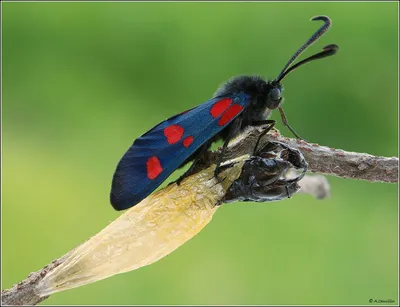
[[269, 88, 281, 101]]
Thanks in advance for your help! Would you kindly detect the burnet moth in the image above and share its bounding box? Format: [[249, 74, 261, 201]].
[[110, 15, 338, 211]]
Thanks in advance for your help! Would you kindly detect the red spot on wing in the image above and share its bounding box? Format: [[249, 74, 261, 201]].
[[147, 156, 163, 180], [218, 104, 243, 126], [183, 136, 194, 148], [164, 124, 184, 144], [210, 98, 233, 118]]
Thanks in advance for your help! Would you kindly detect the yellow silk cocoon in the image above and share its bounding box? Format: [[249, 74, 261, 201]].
[[36, 160, 245, 296]]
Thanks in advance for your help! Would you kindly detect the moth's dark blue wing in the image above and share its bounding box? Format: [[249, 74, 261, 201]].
[[110, 93, 250, 210]]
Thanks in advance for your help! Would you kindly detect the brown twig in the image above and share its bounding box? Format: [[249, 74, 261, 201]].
[[2, 127, 397, 306], [269, 133, 399, 183]]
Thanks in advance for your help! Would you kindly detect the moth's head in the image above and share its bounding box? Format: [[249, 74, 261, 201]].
[[265, 81, 284, 110]]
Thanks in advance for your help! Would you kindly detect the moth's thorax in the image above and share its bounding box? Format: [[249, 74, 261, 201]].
[[214, 75, 266, 98], [214, 75, 284, 121]]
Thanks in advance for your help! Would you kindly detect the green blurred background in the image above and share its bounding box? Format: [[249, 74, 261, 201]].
[[2, 2, 398, 305]]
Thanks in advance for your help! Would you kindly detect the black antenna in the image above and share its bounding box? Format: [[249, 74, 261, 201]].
[[277, 44, 338, 82], [276, 16, 336, 83]]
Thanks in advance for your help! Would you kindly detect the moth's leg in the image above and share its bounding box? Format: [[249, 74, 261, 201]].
[[286, 186, 291, 198], [252, 119, 276, 155], [278, 107, 307, 141]]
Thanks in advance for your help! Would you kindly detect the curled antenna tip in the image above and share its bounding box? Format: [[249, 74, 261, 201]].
[[324, 44, 338, 49], [323, 44, 339, 53], [311, 15, 332, 24]]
